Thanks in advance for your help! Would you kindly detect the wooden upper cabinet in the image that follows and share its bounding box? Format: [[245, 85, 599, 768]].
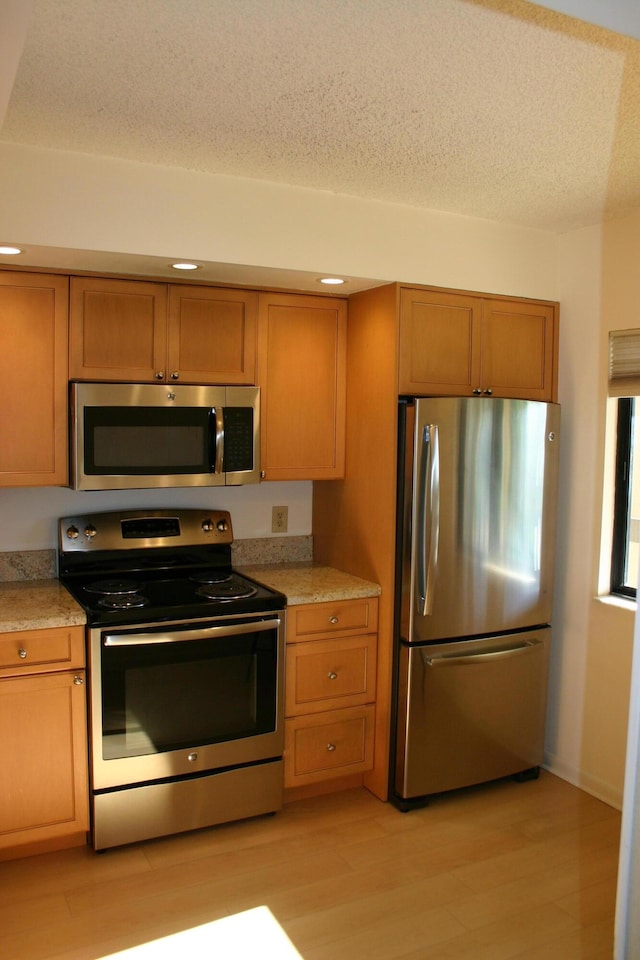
[[167, 285, 257, 384], [0, 271, 69, 486], [399, 288, 481, 396], [69, 277, 167, 381], [257, 292, 347, 481], [480, 298, 557, 401], [399, 287, 558, 402], [70, 277, 257, 384]]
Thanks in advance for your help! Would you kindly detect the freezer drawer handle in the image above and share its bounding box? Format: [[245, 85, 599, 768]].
[[424, 638, 542, 667], [417, 423, 440, 616]]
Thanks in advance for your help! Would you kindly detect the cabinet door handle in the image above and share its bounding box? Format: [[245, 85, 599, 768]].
[[484, 388, 493, 395], [155, 371, 164, 380], [328, 671, 338, 680], [472, 387, 482, 395], [18, 647, 27, 659], [73, 675, 84, 685], [170, 371, 180, 380], [329, 616, 339, 624], [327, 743, 337, 752]]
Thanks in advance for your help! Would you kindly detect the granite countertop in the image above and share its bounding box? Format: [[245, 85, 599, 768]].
[[0, 580, 86, 633], [0, 563, 380, 632], [239, 562, 381, 606]]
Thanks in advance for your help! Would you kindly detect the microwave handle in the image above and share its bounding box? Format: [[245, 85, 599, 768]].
[[210, 407, 224, 474]]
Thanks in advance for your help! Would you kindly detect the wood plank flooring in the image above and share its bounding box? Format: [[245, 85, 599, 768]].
[[0, 771, 621, 959]]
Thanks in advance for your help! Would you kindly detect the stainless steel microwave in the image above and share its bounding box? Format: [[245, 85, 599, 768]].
[[70, 382, 260, 490]]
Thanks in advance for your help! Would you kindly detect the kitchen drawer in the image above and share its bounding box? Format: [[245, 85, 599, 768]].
[[285, 635, 377, 716], [284, 704, 375, 787], [0, 626, 85, 677], [286, 597, 378, 643]]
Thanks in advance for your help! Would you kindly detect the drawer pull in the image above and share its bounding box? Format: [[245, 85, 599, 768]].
[[18, 648, 27, 659], [329, 616, 339, 624], [327, 743, 337, 752], [328, 671, 338, 680]]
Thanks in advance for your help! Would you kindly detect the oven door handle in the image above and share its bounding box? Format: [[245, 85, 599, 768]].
[[103, 618, 281, 646]]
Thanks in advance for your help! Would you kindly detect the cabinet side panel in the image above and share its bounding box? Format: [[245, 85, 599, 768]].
[[313, 283, 399, 800]]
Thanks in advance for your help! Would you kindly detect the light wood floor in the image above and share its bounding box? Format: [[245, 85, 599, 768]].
[[0, 770, 621, 960]]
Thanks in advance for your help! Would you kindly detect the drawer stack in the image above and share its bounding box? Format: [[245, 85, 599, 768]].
[[284, 597, 378, 789]]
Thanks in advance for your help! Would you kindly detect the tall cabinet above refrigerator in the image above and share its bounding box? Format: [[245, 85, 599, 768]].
[[392, 396, 560, 808]]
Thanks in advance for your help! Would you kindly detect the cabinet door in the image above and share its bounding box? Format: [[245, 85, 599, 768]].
[[258, 293, 347, 480], [0, 271, 69, 486], [0, 671, 89, 853], [399, 288, 481, 396], [480, 299, 558, 401], [69, 277, 168, 381], [167, 286, 257, 384]]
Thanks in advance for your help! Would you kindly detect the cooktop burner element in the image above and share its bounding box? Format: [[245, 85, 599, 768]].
[[195, 579, 258, 601], [189, 571, 232, 585], [97, 594, 150, 610], [57, 508, 286, 626], [85, 579, 143, 596]]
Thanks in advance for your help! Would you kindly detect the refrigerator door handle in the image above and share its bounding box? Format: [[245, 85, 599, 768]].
[[417, 423, 440, 616], [423, 638, 542, 667]]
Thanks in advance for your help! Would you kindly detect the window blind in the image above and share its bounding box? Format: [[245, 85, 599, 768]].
[[609, 329, 640, 397]]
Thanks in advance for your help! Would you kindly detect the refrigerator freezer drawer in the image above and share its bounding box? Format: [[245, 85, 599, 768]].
[[394, 627, 550, 801]]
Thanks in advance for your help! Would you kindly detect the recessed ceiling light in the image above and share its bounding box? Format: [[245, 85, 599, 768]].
[[0, 245, 23, 256], [318, 277, 346, 285], [170, 262, 200, 271]]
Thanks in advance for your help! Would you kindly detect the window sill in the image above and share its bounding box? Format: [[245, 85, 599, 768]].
[[596, 594, 637, 613]]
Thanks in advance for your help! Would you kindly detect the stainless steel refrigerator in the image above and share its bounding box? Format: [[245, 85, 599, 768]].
[[392, 396, 560, 808]]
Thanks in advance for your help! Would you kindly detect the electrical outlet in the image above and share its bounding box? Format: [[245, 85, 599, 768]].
[[271, 505, 288, 533]]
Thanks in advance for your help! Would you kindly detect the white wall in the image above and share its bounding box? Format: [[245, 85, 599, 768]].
[[0, 141, 561, 556], [0, 143, 559, 299]]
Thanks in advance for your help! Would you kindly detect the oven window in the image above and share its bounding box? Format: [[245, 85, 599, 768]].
[[84, 406, 211, 475], [100, 626, 277, 760]]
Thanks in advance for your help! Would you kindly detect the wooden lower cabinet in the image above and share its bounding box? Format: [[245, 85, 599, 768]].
[[0, 626, 89, 859], [284, 597, 378, 790], [285, 705, 375, 786]]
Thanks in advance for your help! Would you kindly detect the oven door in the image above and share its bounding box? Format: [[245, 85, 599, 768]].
[[88, 613, 285, 790]]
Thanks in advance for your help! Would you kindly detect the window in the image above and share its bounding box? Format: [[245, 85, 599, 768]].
[[611, 397, 638, 598], [609, 330, 640, 599]]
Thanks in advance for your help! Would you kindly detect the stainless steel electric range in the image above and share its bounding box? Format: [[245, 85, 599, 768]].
[[58, 508, 286, 851]]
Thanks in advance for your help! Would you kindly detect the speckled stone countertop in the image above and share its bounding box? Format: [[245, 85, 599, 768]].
[[239, 562, 381, 606], [0, 580, 86, 633], [0, 562, 380, 631]]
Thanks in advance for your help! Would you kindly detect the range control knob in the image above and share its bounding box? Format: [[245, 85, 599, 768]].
[[66, 525, 80, 540], [216, 518, 229, 533], [84, 524, 97, 540], [201, 518, 213, 533]]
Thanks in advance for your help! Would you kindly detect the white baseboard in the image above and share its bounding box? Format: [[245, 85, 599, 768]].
[[543, 753, 623, 811]]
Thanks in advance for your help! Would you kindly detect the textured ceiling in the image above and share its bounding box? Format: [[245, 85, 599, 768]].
[[1, 0, 640, 235]]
